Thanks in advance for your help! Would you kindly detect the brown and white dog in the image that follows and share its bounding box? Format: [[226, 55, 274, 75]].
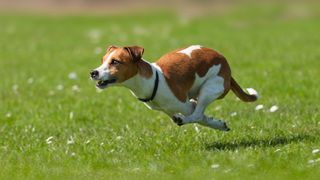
[[90, 45, 258, 131]]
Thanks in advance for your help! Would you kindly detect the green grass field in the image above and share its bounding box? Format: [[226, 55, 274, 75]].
[[1, 3, 320, 179]]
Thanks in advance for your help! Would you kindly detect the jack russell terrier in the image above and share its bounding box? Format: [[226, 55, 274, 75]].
[[90, 45, 258, 131]]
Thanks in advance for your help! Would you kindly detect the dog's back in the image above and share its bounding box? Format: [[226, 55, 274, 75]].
[[155, 46, 231, 102]]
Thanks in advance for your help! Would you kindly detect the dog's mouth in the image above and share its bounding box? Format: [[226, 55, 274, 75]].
[[96, 79, 117, 89]]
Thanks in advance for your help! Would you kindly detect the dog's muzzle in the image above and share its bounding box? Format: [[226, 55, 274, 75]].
[[90, 70, 99, 79], [96, 79, 117, 89], [90, 70, 117, 89]]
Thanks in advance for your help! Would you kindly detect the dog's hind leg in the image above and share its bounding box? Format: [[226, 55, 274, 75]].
[[172, 76, 229, 131], [198, 115, 230, 131]]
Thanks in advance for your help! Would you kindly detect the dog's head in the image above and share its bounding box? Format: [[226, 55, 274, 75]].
[[90, 45, 144, 89]]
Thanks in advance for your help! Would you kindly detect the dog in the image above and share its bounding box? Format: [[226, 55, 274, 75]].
[[90, 45, 258, 131]]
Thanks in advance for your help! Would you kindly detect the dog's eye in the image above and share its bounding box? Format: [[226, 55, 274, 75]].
[[111, 59, 121, 65]]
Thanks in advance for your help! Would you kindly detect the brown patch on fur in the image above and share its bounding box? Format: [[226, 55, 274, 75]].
[[198, 48, 231, 99], [230, 77, 257, 102], [101, 47, 138, 83], [124, 46, 144, 62], [110, 48, 138, 83], [137, 60, 153, 78], [156, 47, 231, 102], [101, 46, 152, 83]]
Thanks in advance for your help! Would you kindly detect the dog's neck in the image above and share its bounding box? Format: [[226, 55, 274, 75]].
[[121, 60, 158, 101]]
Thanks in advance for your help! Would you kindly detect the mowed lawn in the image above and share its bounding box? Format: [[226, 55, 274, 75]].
[[0, 4, 320, 179]]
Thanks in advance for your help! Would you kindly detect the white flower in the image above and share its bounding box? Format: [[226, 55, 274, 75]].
[[56, 84, 64, 90], [269, 105, 279, 112], [67, 136, 75, 145], [69, 112, 74, 120], [211, 164, 220, 169], [6, 112, 12, 118], [194, 125, 200, 133], [312, 149, 320, 154], [70, 152, 76, 156], [255, 104, 264, 111], [214, 106, 221, 111], [12, 84, 18, 92], [27, 78, 34, 84], [308, 159, 315, 164], [308, 158, 320, 164], [116, 136, 123, 140], [72, 85, 80, 92], [68, 72, 77, 80], [230, 112, 237, 117], [46, 136, 54, 144]]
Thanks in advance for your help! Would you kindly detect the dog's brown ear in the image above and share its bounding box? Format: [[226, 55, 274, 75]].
[[124, 46, 144, 62], [107, 45, 118, 52]]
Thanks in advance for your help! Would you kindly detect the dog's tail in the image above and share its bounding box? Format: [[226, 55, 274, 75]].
[[230, 77, 258, 102]]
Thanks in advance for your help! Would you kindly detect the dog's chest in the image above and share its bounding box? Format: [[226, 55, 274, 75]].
[[141, 73, 197, 115]]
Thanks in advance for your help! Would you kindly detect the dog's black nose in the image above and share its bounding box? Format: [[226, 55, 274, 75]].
[[90, 70, 99, 79]]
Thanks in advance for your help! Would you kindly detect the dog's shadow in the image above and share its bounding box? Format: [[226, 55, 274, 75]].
[[205, 133, 317, 151]]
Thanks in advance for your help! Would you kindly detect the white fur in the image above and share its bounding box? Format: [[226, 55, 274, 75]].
[[177, 45, 202, 58], [122, 62, 194, 115], [95, 51, 116, 81], [174, 65, 227, 130], [121, 61, 228, 131], [188, 64, 221, 99], [246, 88, 259, 98]]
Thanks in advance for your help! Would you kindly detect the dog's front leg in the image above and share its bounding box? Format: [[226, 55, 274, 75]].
[[170, 99, 197, 126]]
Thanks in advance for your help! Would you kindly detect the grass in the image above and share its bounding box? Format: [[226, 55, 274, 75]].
[[1, 3, 320, 179]]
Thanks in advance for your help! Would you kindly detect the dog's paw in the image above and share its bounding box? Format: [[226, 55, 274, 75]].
[[220, 120, 230, 131], [172, 114, 185, 126]]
